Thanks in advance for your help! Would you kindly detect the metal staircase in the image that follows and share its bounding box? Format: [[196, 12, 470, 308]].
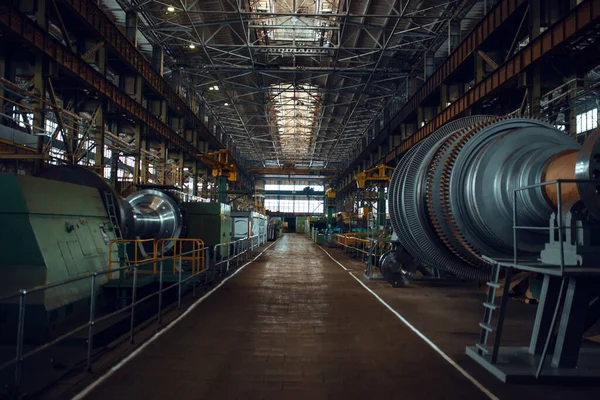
[[476, 261, 513, 362], [104, 191, 129, 267]]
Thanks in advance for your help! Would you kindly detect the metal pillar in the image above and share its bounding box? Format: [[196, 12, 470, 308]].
[[552, 278, 595, 368], [406, 76, 417, 98], [424, 52, 435, 80], [528, 65, 541, 117], [218, 175, 227, 204], [151, 44, 164, 76], [565, 76, 580, 137], [448, 20, 460, 54], [172, 69, 182, 96], [377, 186, 386, 229], [133, 126, 143, 184], [125, 11, 138, 47], [530, 0, 542, 39], [529, 275, 562, 354], [475, 52, 485, 83], [110, 149, 119, 187], [94, 101, 106, 175]]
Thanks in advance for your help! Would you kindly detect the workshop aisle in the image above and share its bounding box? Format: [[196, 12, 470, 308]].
[[81, 234, 490, 400]]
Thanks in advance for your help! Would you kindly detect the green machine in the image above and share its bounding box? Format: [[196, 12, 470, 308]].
[[253, 212, 267, 238], [295, 216, 307, 234], [181, 202, 231, 257], [231, 211, 266, 240], [0, 174, 117, 341]]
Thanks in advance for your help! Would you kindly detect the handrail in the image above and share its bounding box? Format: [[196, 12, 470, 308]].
[[0, 233, 270, 396], [213, 234, 262, 273], [333, 234, 392, 262], [512, 179, 600, 277], [155, 238, 206, 275], [109, 239, 156, 279], [0, 245, 206, 395]]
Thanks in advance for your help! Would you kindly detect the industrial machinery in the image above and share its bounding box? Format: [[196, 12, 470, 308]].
[[324, 188, 336, 231], [0, 166, 216, 339], [198, 149, 237, 204], [386, 116, 600, 381], [355, 164, 393, 230], [386, 116, 600, 280], [183, 202, 231, 257], [38, 166, 187, 255], [231, 211, 267, 240], [0, 173, 119, 340]]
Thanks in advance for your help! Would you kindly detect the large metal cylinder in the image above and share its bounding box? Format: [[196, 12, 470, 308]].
[[389, 117, 599, 280], [126, 189, 184, 254], [37, 167, 185, 254]]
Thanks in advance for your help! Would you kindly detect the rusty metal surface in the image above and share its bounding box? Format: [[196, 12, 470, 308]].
[[341, 0, 527, 180], [56, 0, 222, 149], [81, 234, 489, 399], [0, 6, 199, 159], [388, 0, 600, 161], [396, 0, 526, 127], [340, 0, 600, 193]]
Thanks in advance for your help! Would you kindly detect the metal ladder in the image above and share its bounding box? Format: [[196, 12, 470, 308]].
[[476, 261, 513, 363], [103, 191, 129, 267]]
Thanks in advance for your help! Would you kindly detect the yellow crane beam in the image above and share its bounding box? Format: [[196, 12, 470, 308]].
[[355, 164, 394, 189], [198, 149, 238, 182]]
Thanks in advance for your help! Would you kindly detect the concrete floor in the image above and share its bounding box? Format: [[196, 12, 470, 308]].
[[77, 234, 600, 400]]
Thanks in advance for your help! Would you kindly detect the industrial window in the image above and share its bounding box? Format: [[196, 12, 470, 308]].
[[295, 199, 309, 213], [264, 182, 324, 192], [12, 106, 33, 129], [576, 108, 598, 134], [279, 199, 294, 212], [45, 119, 58, 136], [49, 146, 65, 164], [309, 200, 324, 214], [264, 197, 323, 214], [265, 198, 279, 212], [278, 184, 295, 191], [103, 146, 112, 179]]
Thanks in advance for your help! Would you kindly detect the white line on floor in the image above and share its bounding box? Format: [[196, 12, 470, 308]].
[[72, 239, 280, 400], [318, 246, 499, 400]]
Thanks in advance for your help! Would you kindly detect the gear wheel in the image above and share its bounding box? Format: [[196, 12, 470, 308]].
[[439, 117, 503, 265]]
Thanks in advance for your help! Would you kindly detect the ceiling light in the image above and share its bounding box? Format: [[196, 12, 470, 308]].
[[167, 5, 175, 12], [224, 102, 229, 106], [188, 43, 196, 49]]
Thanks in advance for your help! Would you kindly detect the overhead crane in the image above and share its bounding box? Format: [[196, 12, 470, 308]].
[[247, 166, 338, 176]]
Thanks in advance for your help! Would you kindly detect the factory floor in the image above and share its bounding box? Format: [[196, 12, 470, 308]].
[[73, 234, 600, 400]]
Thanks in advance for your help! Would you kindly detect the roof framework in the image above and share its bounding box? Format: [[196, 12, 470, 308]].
[[102, 0, 485, 169]]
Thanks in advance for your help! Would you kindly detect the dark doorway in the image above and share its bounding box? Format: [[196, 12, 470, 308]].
[[285, 217, 296, 233]]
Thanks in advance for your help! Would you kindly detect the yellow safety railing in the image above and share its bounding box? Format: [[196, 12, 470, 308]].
[[109, 239, 156, 278], [333, 234, 392, 261], [155, 238, 206, 275]]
